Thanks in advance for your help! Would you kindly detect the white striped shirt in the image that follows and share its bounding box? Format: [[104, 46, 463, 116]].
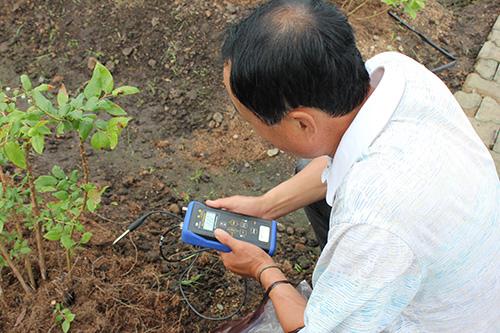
[[302, 52, 500, 332]]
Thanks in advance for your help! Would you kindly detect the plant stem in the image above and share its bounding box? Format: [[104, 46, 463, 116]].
[[0, 241, 32, 295], [78, 139, 90, 218], [65, 249, 72, 281], [25, 145, 47, 281], [14, 220, 36, 289], [0, 166, 6, 193]]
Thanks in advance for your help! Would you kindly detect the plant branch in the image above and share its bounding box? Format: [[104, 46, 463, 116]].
[[347, 0, 370, 16], [25, 145, 47, 281], [77, 139, 90, 219], [13, 219, 36, 289], [0, 165, 7, 193], [0, 241, 32, 295]]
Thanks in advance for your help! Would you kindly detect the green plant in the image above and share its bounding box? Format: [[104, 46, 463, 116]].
[[189, 168, 204, 183], [382, 0, 426, 19], [0, 62, 139, 293], [53, 302, 76, 333], [180, 273, 202, 287]]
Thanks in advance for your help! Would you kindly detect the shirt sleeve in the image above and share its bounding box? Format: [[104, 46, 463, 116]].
[[301, 224, 422, 333]]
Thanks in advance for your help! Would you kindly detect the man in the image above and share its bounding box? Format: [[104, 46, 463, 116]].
[[206, 0, 500, 332]]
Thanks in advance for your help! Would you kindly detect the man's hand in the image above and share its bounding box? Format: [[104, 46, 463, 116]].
[[206, 195, 272, 219], [214, 229, 274, 279]]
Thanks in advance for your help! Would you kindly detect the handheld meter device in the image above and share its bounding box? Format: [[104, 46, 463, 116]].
[[182, 201, 277, 256]]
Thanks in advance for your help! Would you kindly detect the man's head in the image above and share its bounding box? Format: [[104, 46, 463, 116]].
[[222, 0, 370, 158]]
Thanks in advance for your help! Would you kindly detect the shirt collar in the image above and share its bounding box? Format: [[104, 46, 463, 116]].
[[322, 54, 406, 206]]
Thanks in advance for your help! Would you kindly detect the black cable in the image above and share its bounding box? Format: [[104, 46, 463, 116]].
[[121, 209, 249, 321], [178, 253, 249, 321], [388, 10, 457, 73]]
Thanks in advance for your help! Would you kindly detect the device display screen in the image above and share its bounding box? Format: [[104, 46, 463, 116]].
[[203, 211, 216, 231]]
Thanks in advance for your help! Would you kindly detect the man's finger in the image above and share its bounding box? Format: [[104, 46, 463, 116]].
[[214, 229, 237, 249]]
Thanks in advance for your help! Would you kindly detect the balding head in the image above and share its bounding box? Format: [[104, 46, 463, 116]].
[[222, 0, 369, 125]]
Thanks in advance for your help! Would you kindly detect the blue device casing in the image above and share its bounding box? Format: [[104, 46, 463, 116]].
[[182, 201, 277, 256]]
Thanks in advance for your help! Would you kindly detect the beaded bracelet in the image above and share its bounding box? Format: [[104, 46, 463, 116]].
[[263, 279, 293, 300], [257, 264, 281, 285]]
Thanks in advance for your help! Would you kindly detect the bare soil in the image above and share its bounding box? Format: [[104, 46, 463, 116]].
[[0, 0, 498, 332]]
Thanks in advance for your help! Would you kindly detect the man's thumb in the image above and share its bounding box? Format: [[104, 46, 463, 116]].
[[214, 229, 236, 249]]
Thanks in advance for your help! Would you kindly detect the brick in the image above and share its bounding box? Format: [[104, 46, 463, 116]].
[[494, 134, 500, 153], [489, 29, 500, 47], [490, 150, 500, 176], [478, 41, 500, 62], [494, 15, 500, 31], [454, 91, 482, 117], [463, 73, 500, 103], [468, 118, 499, 149], [474, 58, 498, 80], [475, 96, 500, 124]]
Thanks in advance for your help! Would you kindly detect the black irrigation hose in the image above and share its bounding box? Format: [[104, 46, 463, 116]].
[[388, 10, 457, 73]]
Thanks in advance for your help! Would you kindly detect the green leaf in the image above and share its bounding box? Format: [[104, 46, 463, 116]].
[[78, 118, 94, 141], [112, 86, 140, 97], [62, 320, 70, 333], [57, 84, 69, 107], [83, 96, 99, 112], [33, 84, 50, 92], [96, 100, 127, 116], [53, 191, 68, 200], [20, 74, 32, 91], [34, 175, 58, 192], [84, 62, 114, 99], [70, 93, 85, 109], [66, 313, 76, 322], [52, 165, 66, 179], [90, 131, 110, 150], [55, 314, 63, 322], [4, 142, 26, 169], [80, 232, 92, 244], [32, 90, 53, 113], [44, 229, 62, 241], [61, 233, 75, 250], [86, 186, 108, 212], [31, 135, 45, 154]]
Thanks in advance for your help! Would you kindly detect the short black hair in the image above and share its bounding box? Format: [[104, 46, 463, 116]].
[[222, 0, 370, 125]]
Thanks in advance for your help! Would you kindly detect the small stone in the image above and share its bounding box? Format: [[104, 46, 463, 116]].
[[468, 117, 499, 149], [232, 134, 239, 139], [212, 112, 224, 124], [286, 226, 295, 235], [226, 3, 237, 14], [151, 17, 160, 27], [373, 35, 379, 41], [122, 176, 136, 188], [463, 73, 500, 103], [105, 60, 115, 72], [148, 59, 157, 67], [0, 41, 8, 53], [478, 41, 500, 62], [122, 47, 134, 57], [244, 162, 250, 168], [155, 140, 170, 148], [475, 96, 500, 125], [295, 243, 306, 251], [87, 56, 97, 70], [168, 203, 181, 214], [205, 10, 212, 18], [208, 120, 216, 128], [474, 59, 498, 80], [454, 91, 482, 117], [277, 223, 285, 232], [266, 148, 279, 157], [495, 66, 500, 84]]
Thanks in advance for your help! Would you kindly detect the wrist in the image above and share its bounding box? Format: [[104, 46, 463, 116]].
[[260, 191, 277, 219]]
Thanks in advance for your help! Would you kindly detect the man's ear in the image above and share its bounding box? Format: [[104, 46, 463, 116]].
[[286, 108, 318, 137]]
